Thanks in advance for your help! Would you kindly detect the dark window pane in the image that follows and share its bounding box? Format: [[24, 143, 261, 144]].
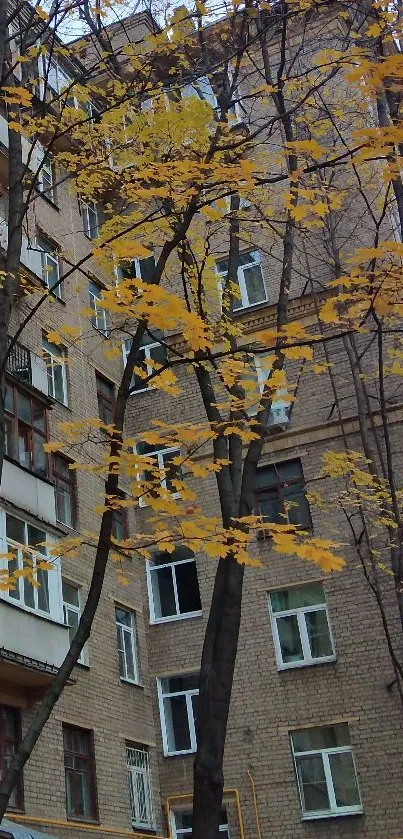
[[165, 695, 190, 752], [305, 609, 333, 658], [16, 392, 30, 423], [297, 754, 329, 813], [257, 489, 282, 523], [33, 432, 46, 476], [293, 724, 350, 753], [152, 566, 176, 618], [175, 562, 201, 614], [329, 752, 360, 808], [163, 675, 199, 693], [243, 263, 266, 304], [277, 615, 303, 663], [6, 515, 25, 544]]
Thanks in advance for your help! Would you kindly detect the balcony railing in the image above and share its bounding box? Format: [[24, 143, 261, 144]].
[[6, 336, 32, 384]]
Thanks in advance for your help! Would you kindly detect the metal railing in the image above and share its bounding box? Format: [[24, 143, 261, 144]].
[[6, 336, 32, 384]]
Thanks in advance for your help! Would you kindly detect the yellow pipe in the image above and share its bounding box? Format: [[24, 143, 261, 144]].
[[247, 769, 262, 839], [6, 812, 169, 839], [165, 787, 245, 839]]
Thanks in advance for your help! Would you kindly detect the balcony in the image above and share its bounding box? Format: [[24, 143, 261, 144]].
[[0, 215, 42, 277], [1, 459, 57, 527], [6, 337, 48, 395], [0, 598, 70, 699]]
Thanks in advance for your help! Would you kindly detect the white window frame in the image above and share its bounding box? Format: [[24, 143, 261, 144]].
[[268, 585, 335, 670], [122, 337, 165, 394], [126, 744, 154, 830], [38, 152, 55, 203], [38, 53, 71, 98], [170, 808, 230, 837], [82, 201, 100, 240], [36, 236, 62, 299], [146, 555, 202, 624], [42, 336, 68, 406], [8, 20, 22, 81], [0, 510, 62, 621], [216, 250, 267, 310], [244, 356, 289, 425], [89, 281, 109, 336], [138, 445, 181, 507], [62, 581, 87, 665], [157, 675, 198, 756], [291, 728, 363, 820], [115, 607, 139, 684]]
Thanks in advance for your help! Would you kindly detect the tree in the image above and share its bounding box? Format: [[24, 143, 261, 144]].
[[1, 1, 402, 838]]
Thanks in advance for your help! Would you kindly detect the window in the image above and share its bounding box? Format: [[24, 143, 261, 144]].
[[269, 583, 335, 669], [147, 546, 201, 623], [126, 744, 154, 829], [0, 705, 23, 810], [171, 808, 230, 838], [63, 581, 87, 664], [63, 725, 98, 821], [82, 202, 99, 239], [255, 459, 312, 529], [122, 330, 167, 393], [96, 373, 114, 425], [89, 282, 109, 335], [158, 674, 198, 756], [54, 455, 76, 528], [290, 724, 362, 819], [216, 250, 267, 310], [5, 381, 48, 477], [243, 355, 289, 426], [182, 75, 217, 108], [137, 442, 182, 503], [121, 254, 156, 283], [38, 54, 71, 97], [38, 154, 55, 203], [42, 335, 68, 405], [115, 607, 139, 683], [36, 235, 62, 299], [3, 513, 57, 616], [110, 490, 128, 541]]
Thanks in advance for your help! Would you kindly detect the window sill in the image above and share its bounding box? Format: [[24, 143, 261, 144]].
[[119, 677, 143, 688], [91, 325, 110, 338], [277, 655, 336, 671], [301, 808, 363, 821], [233, 297, 269, 314], [150, 610, 202, 625], [164, 749, 196, 758], [36, 189, 60, 211], [40, 280, 65, 304], [132, 823, 156, 833], [66, 815, 100, 825]]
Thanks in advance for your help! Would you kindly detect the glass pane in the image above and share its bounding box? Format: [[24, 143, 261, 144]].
[[63, 581, 79, 607], [257, 489, 281, 523], [66, 606, 79, 644], [297, 754, 330, 813], [17, 423, 30, 468], [5, 415, 13, 458], [123, 627, 136, 680], [271, 583, 326, 613], [152, 566, 176, 618], [5, 386, 13, 413], [138, 255, 156, 283], [53, 364, 65, 403], [27, 525, 46, 550], [37, 567, 50, 612], [175, 561, 201, 614], [149, 343, 167, 367], [57, 484, 73, 527], [32, 401, 45, 431], [7, 547, 19, 600], [329, 751, 360, 808], [16, 392, 30, 423], [276, 615, 303, 663], [6, 515, 25, 544], [305, 609, 333, 658], [284, 486, 311, 528], [163, 675, 199, 694], [116, 607, 131, 626], [33, 432, 46, 476], [165, 695, 190, 752], [255, 465, 277, 490], [162, 451, 181, 492], [292, 724, 350, 753], [243, 263, 266, 305], [175, 812, 193, 830], [23, 571, 35, 609]]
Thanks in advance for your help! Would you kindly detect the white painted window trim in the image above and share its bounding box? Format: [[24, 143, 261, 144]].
[[216, 250, 267, 310], [291, 736, 363, 819], [62, 582, 87, 665], [138, 445, 181, 508], [122, 337, 163, 395], [89, 282, 109, 336], [146, 557, 202, 624], [0, 509, 63, 622], [37, 238, 62, 298], [42, 337, 68, 406], [170, 809, 230, 837], [268, 591, 336, 670], [157, 676, 198, 756], [126, 744, 154, 829], [116, 608, 139, 684], [82, 201, 100, 240]]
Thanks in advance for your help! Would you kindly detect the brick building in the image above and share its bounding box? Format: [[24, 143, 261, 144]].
[[1, 3, 403, 839]]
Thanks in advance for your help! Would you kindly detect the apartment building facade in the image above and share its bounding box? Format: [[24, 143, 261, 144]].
[[1, 3, 403, 839]]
